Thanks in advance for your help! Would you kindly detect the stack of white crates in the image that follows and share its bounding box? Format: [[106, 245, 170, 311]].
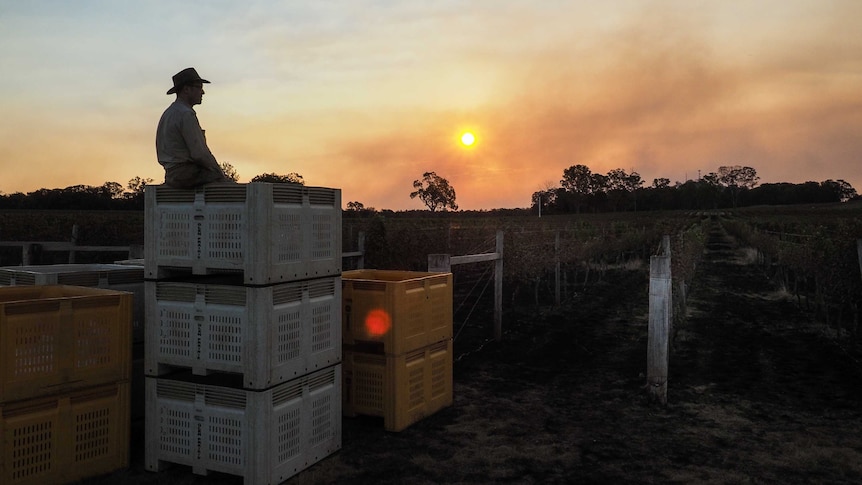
[[143, 183, 343, 484]]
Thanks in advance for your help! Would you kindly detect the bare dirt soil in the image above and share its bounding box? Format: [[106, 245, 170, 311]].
[[82, 219, 862, 484]]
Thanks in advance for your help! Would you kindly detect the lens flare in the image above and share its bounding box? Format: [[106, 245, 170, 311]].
[[364, 309, 392, 337]]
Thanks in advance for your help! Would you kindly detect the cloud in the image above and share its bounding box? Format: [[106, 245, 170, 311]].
[[308, 1, 862, 209], [2, 1, 860, 208]]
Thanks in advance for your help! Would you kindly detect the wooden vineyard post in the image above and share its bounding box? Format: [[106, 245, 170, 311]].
[[342, 232, 366, 269], [676, 232, 687, 322], [494, 230, 503, 341], [357, 232, 365, 269], [661, 234, 671, 256], [428, 254, 452, 273], [69, 224, 79, 263], [648, 254, 671, 405], [555, 231, 561, 307], [662, 234, 673, 337], [857, 239, 861, 284]]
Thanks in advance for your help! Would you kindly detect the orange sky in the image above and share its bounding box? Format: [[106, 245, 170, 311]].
[[1, 1, 860, 210]]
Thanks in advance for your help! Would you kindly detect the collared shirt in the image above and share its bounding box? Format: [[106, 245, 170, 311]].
[[156, 101, 218, 170]]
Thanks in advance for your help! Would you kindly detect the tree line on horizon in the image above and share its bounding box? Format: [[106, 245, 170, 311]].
[[348, 165, 858, 216], [0, 163, 306, 211], [531, 164, 858, 214], [0, 163, 856, 213]]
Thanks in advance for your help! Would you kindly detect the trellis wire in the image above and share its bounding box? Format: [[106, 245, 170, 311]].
[[453, 264, 494, 343]]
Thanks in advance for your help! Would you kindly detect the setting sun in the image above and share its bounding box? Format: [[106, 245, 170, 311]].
[[460, 132, 476, 147]]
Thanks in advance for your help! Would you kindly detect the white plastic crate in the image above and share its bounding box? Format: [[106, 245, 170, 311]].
[[145, 276, 341, 389], [145, 183, 342, 285], [146, 365, 341, 484], [0, 264, 145, 344]]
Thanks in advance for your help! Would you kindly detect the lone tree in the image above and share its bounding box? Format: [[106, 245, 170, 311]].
[[410, 171, 458, 211], [717, 165, 759, 207]]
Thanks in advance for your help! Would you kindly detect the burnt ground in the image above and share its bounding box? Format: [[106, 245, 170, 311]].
[[82, 219, 862, 484]]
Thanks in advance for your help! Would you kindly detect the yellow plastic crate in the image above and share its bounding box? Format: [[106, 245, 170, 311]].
[[0, 285, 132, 403], [343, 339, 453, 432], [0, 264, 145, 346], [342, 270, 452, 355], [0, 381, 130, 485]]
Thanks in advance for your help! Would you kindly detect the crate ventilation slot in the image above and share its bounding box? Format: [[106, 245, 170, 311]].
[[308, 279, 335, 299], [307, 368, 335, 391], [272, 380, 304, 405], [272, 285, 303, 305], [156, 187, 196, 203], [155, 284, 197, 302], [157, 380, 196, 401], [204, 186, 247, 203], [205, 387, 247, 408], [307, 190, 336, 206], [58, 273, 102, 287], [272, 186, 304, 205], [204, 286, 246, 306], [350, 281, 387, 292], [5, 300, 62, 315]]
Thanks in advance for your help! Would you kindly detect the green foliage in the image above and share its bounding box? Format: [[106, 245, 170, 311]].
[[219, 162, 240, 182], [101, 182, 125, 199], [361, 214, 390, 269], [543, 164, 855, 213], [560, 164, 595, 194], [127, 176, 153, 196], [724, 205, 862, 341], [251, 172, 304, 184], [344, 206, 860, 320], [345, 201, 376, 214], [0, 210, 144, 265]]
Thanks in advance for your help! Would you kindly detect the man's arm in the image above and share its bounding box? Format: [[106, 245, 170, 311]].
[[181, 111, 221, 172]]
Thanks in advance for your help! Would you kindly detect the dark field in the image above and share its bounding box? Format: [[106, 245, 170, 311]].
[[80, 220, 862, 484]]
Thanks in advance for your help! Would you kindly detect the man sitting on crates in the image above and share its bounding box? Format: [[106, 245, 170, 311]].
[[156, 67, 231, 189]]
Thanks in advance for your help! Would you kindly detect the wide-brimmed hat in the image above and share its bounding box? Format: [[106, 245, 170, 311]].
[[166, 67, 210, 95]]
